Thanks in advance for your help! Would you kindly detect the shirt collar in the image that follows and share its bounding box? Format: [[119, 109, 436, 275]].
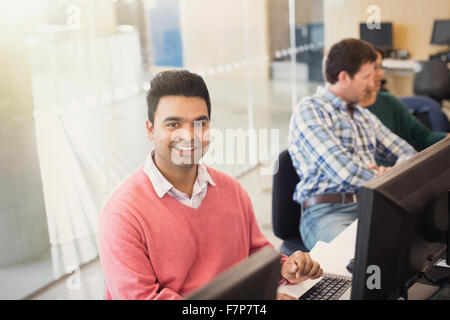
[[143, 147, 215, 198], [318, 86, 360, 113]]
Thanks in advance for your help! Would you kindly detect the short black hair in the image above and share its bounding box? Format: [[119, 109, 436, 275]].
[[146, 70, 211, 123], [324, 38, 378, 84], [374, 46, 385, 58]]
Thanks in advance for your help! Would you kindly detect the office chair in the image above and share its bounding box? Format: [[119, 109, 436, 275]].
[[271, 149, 308, 255], [413, 59, 450, 104], [400, 96, 450, 133]]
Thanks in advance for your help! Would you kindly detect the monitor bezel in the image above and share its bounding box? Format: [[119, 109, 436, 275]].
[[351, 137, 450, 300], [186, 247, 281, 300], [431, 19, 450, 45]]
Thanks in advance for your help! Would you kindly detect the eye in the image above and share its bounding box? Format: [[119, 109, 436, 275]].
[[167, 122, 178, 128]]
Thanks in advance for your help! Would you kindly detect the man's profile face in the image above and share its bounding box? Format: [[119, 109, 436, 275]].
[[146, 95, 210, 169], [345, 61, 375, 102]]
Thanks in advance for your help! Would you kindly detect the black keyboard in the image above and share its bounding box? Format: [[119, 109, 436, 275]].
[[299, 276, 351, 300]]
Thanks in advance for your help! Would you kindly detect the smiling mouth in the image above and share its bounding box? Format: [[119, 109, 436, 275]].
[[174, 145, 195, 151]]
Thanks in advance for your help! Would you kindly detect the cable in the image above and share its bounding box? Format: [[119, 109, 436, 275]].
[[426, 281, 450, 300]]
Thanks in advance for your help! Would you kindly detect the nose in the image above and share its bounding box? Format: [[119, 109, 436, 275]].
[[171, 126, 193, 144], [172, 123, 203, 145]]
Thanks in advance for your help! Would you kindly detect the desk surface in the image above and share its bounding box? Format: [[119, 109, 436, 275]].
[[383, 58, 450, 72], [382, 58, 422, 72], [278, 219, 446, 300]]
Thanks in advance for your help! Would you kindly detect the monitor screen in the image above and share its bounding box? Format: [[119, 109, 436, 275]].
[[187, 247, 281, 300], [431, 20, 450, 45], [351, 137, 450, 300], [360, 22, 393, 48]]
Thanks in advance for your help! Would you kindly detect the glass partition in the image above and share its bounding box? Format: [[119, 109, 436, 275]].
[[0, 0, 327, 299]]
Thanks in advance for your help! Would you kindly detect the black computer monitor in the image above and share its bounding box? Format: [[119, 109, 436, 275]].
[[187, 247, 281, 300], [351, 137, 450, 300], [431, 19, 450, 45], [360, 22, 393, 48]]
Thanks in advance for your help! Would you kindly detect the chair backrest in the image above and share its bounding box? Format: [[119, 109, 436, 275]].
[[400, 96, 450, 133], [413, 60, 450, 103], [271, 149, 301, 240]]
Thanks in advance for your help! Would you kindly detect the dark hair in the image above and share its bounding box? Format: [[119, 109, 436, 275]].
[[374, 46, 385, 58], [324, 38, 378, 84], [146, 70, 211, 123]]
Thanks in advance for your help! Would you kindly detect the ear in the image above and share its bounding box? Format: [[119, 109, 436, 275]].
[[337, 70, 350, 84], [146, 120, 154, 141]]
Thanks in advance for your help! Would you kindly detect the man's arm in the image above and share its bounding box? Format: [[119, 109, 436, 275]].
[[242, 188, 322, 287], [98, 211, 182, 300], [289, 101, 375, 188], [241, 187, 276, 256]]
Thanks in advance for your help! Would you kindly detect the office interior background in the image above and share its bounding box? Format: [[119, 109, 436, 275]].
[[1, 0, 449, 299]]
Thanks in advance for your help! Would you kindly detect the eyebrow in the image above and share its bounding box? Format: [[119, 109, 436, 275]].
[[163, 116, 183, 123], [163, 115, 209, 123], [194, 115, 209, 122]]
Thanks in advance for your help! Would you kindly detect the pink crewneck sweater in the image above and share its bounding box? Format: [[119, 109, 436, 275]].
[[98, 166, 280, 300]]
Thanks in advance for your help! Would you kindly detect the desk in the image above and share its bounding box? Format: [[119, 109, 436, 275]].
[[383, 57, 450, 72], [381, 58, 450, 96], [278, 220, 445, 300], [382, 58, 422, 72]]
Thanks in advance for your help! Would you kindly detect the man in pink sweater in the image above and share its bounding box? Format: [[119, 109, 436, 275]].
[[98, 70, 322, 300]]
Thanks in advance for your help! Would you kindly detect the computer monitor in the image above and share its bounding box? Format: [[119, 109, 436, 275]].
[[351, 137, 450, 300], [431, 19, 450, 45], [187, 247, 281, 300], [360, 22, 393, 48]]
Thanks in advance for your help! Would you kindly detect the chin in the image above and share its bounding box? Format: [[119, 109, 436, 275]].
[[177, 162, 197, 169], [173, 154, 203, 167]]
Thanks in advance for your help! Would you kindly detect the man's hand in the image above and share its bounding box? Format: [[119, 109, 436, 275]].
[[368, 163, 391, 176], [281, 251, 323, 284]]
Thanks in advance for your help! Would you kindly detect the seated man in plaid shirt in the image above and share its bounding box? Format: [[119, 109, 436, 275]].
[[288, 38, 417, 250]]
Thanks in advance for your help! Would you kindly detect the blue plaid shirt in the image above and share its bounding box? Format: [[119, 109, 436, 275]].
[[288, 86, 417, 203]]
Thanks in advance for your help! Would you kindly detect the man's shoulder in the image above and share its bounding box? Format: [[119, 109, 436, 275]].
[[102, 168, 152, 212], [205, 166, 249, 197], [294, 94, 334, 121], [205, 166, 240, 187], [298, 92, 330, 108]]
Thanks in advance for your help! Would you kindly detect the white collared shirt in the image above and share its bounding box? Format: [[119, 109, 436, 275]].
[[143, 148, 215, 209]]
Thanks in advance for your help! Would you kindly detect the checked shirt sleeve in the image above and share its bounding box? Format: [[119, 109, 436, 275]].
[[289, 100, 375, 189]]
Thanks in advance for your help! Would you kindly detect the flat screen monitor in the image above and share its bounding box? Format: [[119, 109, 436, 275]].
[[431, 19, 450, 45], [351, 137, 450, 300], [187, 247, 281, 300], [360, 22, 393, 48]]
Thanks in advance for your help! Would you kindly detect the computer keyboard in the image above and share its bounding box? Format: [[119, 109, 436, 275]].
[[299, 276, 352, 300]]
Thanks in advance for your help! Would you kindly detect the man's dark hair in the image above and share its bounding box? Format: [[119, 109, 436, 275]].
[[146, 70, 211, 123], [324, 38, 378, 84], [374, 46, 385, 58]]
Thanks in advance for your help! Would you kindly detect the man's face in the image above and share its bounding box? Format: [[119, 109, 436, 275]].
[[344, 61, 375, 103], [371, 53, 384, 92], [146, 96, 210, 169]]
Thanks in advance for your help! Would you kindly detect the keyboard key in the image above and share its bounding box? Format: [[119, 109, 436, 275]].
[[299, 276, 352, 300]]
